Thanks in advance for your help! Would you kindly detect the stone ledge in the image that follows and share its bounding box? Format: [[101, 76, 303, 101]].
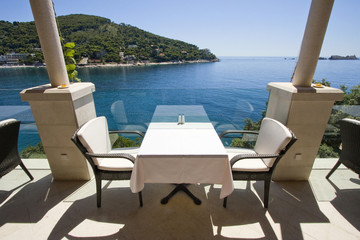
[[20, 82, 95, 101], [267, 82, 344, 101]]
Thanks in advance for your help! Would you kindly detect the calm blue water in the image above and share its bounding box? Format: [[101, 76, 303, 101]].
[[0, 57, 359, 150]]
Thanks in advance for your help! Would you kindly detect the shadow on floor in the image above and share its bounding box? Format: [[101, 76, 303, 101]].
[[209, 181, 329, 240], [328, 177, 360, 231], [0, 180, 31, 205], [0, 173, 88, 227], [3, 171, 358, 240], [208, 182, 278, 240], [50, 179, 331, 240], [48, 182, 215, 240]]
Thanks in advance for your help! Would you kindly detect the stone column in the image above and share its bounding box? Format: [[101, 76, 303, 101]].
[[292, 0, 334, 87], [22, 0, 96, 180], [266, 0, 342, 180], [29, 0, 69, 87]]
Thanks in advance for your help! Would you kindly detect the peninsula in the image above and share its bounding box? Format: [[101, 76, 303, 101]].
[[0, 14, 218, 67]]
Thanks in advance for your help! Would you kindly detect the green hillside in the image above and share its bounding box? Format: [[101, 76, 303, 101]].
[[0, 14, 218, 64]]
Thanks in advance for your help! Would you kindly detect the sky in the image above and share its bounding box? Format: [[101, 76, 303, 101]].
[[1, 0, 359, 57]]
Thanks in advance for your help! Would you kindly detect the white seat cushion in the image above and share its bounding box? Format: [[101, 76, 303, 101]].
[[77, 117, 112, 166], [97, 158, 134, 171], [97, 148, 140, 171], [232, 158, 269, 172], [254, 118, 292, 168], [226, 148, 270, 172], [0, 119, 17, 126]]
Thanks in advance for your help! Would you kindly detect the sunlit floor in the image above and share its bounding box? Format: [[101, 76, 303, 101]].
[[0, 158, 359, 240]]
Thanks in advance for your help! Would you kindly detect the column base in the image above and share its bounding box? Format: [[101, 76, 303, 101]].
[[266, 82, 343, 181], [21, 83, 96, 180]]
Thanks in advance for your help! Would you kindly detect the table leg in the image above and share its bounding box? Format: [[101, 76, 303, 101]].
[[161, 184, 202, 205]]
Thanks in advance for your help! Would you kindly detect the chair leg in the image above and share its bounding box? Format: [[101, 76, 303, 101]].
[[96, 177, 102, 208], [19, 161, 34, 181], [223, 197, 227, 208], [138, 191, 143, 207], [326, 160, 342, 179], [264, 180, 271, 208]]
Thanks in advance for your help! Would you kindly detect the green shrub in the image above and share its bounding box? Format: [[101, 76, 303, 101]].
[[230, 138, 255, 149], [317, 143, 339, 158], [112, 136, 141, 148], [20, 142, 46, 158]]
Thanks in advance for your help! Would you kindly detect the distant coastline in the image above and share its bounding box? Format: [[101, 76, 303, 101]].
[[328, 55, 358, 60], [320, 55, 358, 60], [0, 59, 219, 69], [79, 59, 219, 68], [283, 55, 359, 61]]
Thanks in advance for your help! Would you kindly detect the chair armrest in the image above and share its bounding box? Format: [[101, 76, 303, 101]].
[[230, 153, 279, 167], [86, 152, 136, 163], [219, 130, 259, 139], [109, 130, 145, 138]]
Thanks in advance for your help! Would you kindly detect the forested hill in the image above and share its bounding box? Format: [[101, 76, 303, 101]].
[[0, 14, 218, 64]]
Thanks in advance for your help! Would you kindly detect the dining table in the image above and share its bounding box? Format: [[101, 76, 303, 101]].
[[130, 105, 234, 204]]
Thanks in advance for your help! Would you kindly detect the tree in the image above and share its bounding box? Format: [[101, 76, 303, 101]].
[[340, 84, 360, 105]]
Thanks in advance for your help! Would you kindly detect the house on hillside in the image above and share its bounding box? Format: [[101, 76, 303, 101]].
[[0, 52, 30, 65]]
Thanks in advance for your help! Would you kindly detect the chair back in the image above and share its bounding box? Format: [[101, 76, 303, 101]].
[[339, 118, 360, 170], [75, 117, 111, 166], [0, 119, 21, 177], [254, 118, 293, 168]]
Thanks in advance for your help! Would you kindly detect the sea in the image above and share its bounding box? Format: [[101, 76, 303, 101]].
[[0, 57, 359, 150]]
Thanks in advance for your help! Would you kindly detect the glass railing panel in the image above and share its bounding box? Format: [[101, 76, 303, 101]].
[[150, 105, 210, 123], [0, 88, 44, 158], [0, 88, 267, 158], [4, 85, 357, 160], [95, 88, 266, 130], [0, 106, 44, 158], [95, 88, 267, 148], [0, 68, 48, 158], [18, 123, 45, 159]]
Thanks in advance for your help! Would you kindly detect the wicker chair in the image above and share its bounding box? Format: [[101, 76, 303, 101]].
[[0, 119, 33, 181], [220, 117, 296, 208], [71, 116, 143, 208], [326, 118, 360, 179]]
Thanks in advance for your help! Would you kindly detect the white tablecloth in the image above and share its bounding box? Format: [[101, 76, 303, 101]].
[[130, 122, 234, 199]]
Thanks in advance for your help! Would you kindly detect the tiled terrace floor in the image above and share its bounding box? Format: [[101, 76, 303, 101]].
[[0, 158, 359, 240]]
